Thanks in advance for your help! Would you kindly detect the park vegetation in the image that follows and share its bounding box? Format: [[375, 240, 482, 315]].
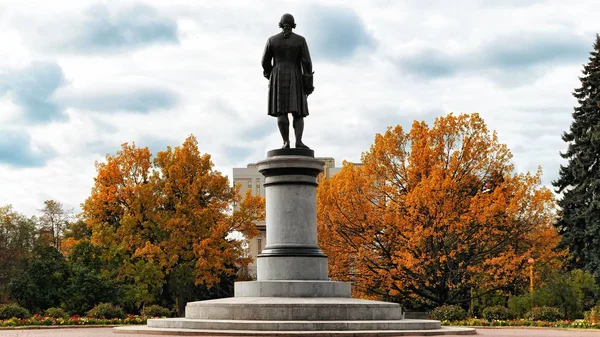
[[0, 135, 264, 318], [1, 34, 600, 329]]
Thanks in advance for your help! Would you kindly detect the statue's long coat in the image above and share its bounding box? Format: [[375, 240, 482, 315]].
[[262, 31, 313, 117]]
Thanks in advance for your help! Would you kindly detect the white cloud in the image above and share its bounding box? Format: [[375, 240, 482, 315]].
[[0, 0, 596, 216]]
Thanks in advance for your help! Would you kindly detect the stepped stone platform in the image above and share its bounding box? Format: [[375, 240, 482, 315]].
[[115, 150, 475, 336], [115, 296, 475, 335]]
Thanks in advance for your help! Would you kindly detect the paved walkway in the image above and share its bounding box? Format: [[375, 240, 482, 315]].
[[1, 327, 600, 337]]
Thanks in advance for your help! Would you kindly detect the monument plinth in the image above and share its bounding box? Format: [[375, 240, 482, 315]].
[[256, 149, 328, 281], [236, 149, 351, 298]]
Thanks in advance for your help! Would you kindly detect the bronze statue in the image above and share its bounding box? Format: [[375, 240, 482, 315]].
[[262, 13, 314, 149]]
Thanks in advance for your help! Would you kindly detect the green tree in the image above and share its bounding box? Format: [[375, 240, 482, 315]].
[[554, 34, 600, 279], [0, 205, 36, 302], [63, 219, 92, 241], [9, 245, 69, 312], [62, 241, 117, 315], [508, 269, 599, 319]]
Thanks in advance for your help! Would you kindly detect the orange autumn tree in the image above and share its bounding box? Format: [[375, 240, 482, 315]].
[[82, 135, 264, 312], [317, 113, 564, 308]]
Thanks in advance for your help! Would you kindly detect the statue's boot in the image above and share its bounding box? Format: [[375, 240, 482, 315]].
[[295, 141, 309, 149], [282, 141, 291, 149]]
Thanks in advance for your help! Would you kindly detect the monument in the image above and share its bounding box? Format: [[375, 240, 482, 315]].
[[115, 14, 474, 336]]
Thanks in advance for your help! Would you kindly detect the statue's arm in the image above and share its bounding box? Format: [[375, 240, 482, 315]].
[[301, 38, 314, 95], [261, 39, 273, 79], [300, 38, 313, 75]]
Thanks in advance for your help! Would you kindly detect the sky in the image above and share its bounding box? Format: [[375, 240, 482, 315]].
[[0, 0, 597, 217]]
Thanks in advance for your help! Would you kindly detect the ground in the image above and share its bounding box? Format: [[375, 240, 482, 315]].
[[1, 327, 600, 337]]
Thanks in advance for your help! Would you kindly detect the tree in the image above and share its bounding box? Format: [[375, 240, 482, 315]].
[[81, 135, 264, 311], [317, 113, 564, 309], [0, 205, 36, 302], [61, 219, 93, 257], [62, 241, 117, 315], [151, 136, 262, 313], [38, 200, 72, 251], [554, 34, 600, 280], [9, 245, 69, 312]]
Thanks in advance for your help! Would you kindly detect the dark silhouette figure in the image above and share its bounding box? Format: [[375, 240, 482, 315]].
[[262, 13, 314, 149]]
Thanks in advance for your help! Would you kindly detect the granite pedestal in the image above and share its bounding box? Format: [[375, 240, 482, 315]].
[[115, 149, 475, 336]]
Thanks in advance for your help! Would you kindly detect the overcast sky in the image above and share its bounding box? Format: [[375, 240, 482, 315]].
[[0, 0, 597, 217]]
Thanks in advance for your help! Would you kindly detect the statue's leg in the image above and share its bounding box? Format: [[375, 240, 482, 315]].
[[277, 114, 290, 149], [293, 115, 309, 149]]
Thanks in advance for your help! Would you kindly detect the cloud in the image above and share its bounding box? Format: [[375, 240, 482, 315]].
[[479, 0, 545, 7], [241, 120, 274, 141], [18, 3, 178, 53], [76, 4, 178, 52], [393, 48, 459, 78], [483, 32, 591, 69], [392, 31, 592, 82], [205, 98, 240, 117], [54, 78, 179, 114], [303, 6, 377, 61], [223, 146, 252, 163], [0, 62, 68, 123], [0, 130, 56, 168]]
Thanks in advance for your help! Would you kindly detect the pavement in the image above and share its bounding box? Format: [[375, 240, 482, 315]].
[[0, 328, 600, 337], [1, 327, 600, 337]]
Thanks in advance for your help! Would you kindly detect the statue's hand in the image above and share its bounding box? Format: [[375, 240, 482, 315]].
[[303, 72, 314, 96]]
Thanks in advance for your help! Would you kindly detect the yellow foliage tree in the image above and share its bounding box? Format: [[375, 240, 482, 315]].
[[317, 113, 564, 307], [82, 135, 264, 309]]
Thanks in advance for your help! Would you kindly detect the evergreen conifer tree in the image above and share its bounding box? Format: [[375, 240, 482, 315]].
[[554, 34, 600, 279]]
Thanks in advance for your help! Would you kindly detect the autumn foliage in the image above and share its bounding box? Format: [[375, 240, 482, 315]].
[[82, 135, 264, 310], [317, 113, 564, 307]]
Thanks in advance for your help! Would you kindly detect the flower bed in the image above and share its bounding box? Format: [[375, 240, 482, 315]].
[[0, 314, 146, 327], [444, 318, 600, 329]]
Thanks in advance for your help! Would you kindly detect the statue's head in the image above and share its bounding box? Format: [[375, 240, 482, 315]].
[[279, 13, 296, 36]]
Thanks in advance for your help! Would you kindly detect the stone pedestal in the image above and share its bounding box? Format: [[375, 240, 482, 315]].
[[256, 149, 328, 281], [115, 149, 475, 336]]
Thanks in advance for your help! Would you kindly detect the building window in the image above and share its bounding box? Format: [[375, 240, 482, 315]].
[[256, 180, 260, 195], [247, 181, 252, 190], [257, 239, 262, 254]]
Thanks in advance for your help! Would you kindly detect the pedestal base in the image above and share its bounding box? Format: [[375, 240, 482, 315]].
[[235, 280, 351, 297], [257, 256, 329, 280], [184, 297, 402, 321]]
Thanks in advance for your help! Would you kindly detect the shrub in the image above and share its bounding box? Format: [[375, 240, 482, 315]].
[[44, 307, 68, 318], [507, 295, 530, 318], [86, 303, 125, 319], [0, 304, 31, 319], [141, 305, 172, 318], [527, 306, 563, 322], [482, 305, 513, 321], [584, 305, 600, 323], [430, 305, 467, 321]]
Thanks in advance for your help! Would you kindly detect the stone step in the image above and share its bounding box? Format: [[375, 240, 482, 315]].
[[148, 318, 441, 331], [116, 325, 476, 336], [185, 297, 402, 321], [235, 281, 351, 298]]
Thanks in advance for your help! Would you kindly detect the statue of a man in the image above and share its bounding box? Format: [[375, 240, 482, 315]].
[[262, 13, 314, 149]]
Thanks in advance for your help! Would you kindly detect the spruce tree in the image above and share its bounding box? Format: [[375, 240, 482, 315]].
[[554, 34, 600, 279]]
